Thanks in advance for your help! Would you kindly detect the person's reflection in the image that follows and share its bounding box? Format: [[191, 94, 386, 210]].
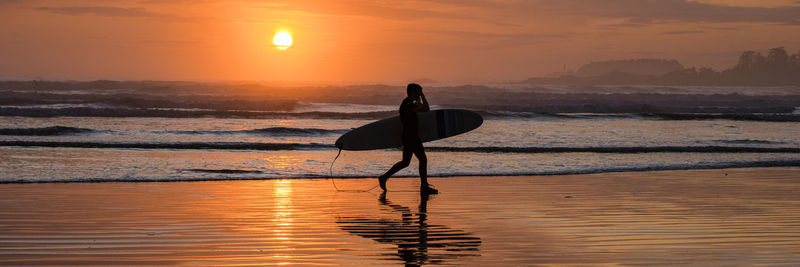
[[338, 192, 480, 266]]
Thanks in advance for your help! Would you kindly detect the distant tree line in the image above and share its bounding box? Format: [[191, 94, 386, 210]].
[[663, 47, 800, 85], [525, 47, 800, 86], [576, 59, 684, 77]]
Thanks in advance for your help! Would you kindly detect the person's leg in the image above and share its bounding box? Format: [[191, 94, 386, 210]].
[[379, 146, 412, 191], [412, 143, 437, 194], [412, 143, 428, 186]]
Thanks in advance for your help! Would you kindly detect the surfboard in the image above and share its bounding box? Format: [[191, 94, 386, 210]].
[[335, 109, 483, 151]]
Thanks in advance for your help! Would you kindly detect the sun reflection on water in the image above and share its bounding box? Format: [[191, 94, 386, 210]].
[[272, 179, 294, 263]]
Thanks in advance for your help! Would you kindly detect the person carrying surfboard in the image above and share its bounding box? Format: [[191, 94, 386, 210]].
[[378, 83, 438, 194]]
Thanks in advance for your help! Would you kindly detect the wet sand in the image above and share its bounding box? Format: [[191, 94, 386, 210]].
[[1, 168, 799, 266]]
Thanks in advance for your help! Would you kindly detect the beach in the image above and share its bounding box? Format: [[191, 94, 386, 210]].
[[5, 1, 800, 265], [2, 167, 799, 266]]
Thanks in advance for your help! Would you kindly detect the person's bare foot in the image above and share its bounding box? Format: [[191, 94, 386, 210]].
[[420, 184, 438, 194], [379, 176, 388, 191]]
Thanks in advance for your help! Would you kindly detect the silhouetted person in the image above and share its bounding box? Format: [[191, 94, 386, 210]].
[[379, 83, 438, 194]]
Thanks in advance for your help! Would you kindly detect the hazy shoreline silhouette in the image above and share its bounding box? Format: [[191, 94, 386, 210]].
[[524, 47, 800, 86]]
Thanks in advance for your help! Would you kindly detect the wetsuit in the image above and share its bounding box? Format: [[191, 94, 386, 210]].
[[399, 97, 426, 160]]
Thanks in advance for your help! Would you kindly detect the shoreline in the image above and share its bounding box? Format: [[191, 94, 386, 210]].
[[1, 165, 798, 184]]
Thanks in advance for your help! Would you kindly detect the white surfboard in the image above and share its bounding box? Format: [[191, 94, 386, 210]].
[[335, 109, 483, 151]]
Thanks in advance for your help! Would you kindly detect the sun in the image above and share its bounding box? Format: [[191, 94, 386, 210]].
[[273, 31, 292, 50]]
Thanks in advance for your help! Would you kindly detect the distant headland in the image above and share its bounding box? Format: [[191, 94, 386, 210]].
[[523, 47, 800, 86]]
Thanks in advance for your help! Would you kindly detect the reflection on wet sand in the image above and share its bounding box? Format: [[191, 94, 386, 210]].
[[337, 192, 481, 266], [1, 169, 800, 265]]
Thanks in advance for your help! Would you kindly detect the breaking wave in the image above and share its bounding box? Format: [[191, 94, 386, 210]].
[[0, 107, 396, 120], [425, 146, 800, 153], [0, 126, 347, 137], [181, 169, 264, 174], [3, 106, 800, 122], [1, 141, 798, 153], [482, 111, 800, 122], [2, 159, 799, 183], [0, 141, 331, 150], [169, 127, 348, 136], [713, 139, 787, 145], [0, 126, 98, 136]]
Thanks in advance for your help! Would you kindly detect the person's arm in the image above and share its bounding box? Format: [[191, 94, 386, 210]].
[[414, 91, 430, 112]]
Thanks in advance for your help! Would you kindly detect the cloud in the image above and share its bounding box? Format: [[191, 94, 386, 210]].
[[262, 0, 800, 36], [599, 18, 655, 30], [33, 6, 193, 21], [263, 1, 473, 21], [0, 0, 25, 6], [662, 30, 705, 35], [577, 0, 800, 25], [36, 6, 156, 17], [417, 29, 567, 48], [28, 1, 800, 26], [434, 0, 800, 25], [251, 0, 521, 27]]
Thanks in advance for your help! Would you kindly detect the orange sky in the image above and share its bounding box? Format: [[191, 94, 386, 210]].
[[1, 0, 799, 83]]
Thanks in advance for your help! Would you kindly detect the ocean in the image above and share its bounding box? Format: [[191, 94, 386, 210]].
[[1, 82, 799, 183]]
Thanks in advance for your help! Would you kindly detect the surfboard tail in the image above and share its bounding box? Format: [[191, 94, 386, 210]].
[[334, 138, 343, 149]]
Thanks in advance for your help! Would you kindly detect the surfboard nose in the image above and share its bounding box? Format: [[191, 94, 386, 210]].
[[467, 111, 484, 127]]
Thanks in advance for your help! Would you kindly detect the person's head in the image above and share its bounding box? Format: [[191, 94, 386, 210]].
[[407, 83, 422, 98]]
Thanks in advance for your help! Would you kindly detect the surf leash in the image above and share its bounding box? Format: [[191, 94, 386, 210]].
[[329, 147, 380, 192]]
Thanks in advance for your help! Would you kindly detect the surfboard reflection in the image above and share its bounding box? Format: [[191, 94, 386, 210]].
[[337, 192, 481, 266]]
